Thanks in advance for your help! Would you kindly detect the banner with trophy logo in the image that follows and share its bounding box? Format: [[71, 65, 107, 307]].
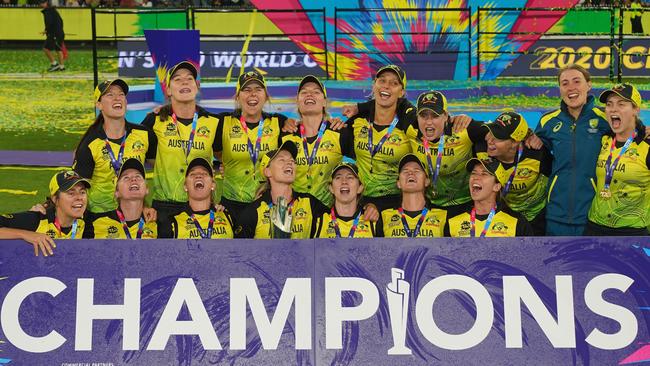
[[0, 237, 649, 365]]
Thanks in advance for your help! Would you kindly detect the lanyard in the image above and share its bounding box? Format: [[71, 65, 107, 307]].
[[239, 116, 265, 168], [115, 210, 145, 239], [54, 217, 78, 239], [190, 210, 215, 239], [501, 144, 524, 197], [397, 207, 428, 238], [603, 133, 636, 190], [368, 116, 399, 158], [171, 112, 199, 159], [422, 135, 445, 191], [470, 206, 496, 237], [330, 208, 362, 238], [299, 121, 328, 167], [104, 133, 127, 177]]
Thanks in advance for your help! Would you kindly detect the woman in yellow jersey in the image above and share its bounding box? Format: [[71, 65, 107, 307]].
[[585, 83, 650, 236], [84, 159, 157, 239], [142, 61, 220, 221], [159, 158, 235, 239], [215, 70, 290, 220], [477, 111, 552, 236], [375, 154, 447, 238], [343, 65, 414, 211], [0, 171, 89, 256], [238, 141, 327, 239], [313, 160, 375, 238], [408, 90, 487, 217], [280, 75, 353, 206], [73, 79, 155, 215], [444, 158, 533, 237]]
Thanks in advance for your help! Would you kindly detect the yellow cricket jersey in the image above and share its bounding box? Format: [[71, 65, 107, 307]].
[[84, 211, 157, 239], [237, 191, 327, 239], [142, 107, 219, 203], [216, 112, 286, 203], [588, 134, 650, 229], [407, 120, 485, 207], [169, 208, 234, 239], [73, 121, 155, 213], [476, 145, 551, 222], [0, 209, 84, 239], [313, 207, 375, 238], [348, 108, 414, 198], [444, 206, 533, 237], [280, 125, 353, 206], [376, 206, 447, 238]]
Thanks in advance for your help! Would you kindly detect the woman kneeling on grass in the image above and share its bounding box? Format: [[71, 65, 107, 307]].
[[0, 170, 89, 256]]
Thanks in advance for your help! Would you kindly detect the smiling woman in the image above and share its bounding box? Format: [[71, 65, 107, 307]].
[[73, 79, 156, 215], [0, 170, 90, 256], [341, 65, 415, 211]]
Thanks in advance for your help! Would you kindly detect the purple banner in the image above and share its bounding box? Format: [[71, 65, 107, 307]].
[[0, 237, 649, 365], [144, 30, 200, 103]]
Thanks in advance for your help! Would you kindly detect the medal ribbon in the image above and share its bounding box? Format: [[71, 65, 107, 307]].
[[423, 135, 445, 190], [398, 207, 428, 238], [603, 132, 636, 190], [470, 206, 496, 238], [501, 144, 524, 197], [368, 116, 399, 158], [171, 112, 199, 159], [190, 209, 215, 239], [104, 133, 127, 176], [54, 217, 78, 239], [299, 121, 328, 167], [116, 210, 145, 239], [239, 116, 265, 168], [330, 208, 362, 238]]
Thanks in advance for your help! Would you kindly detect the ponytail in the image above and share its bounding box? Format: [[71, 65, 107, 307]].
[[74, 113, 104, 156]]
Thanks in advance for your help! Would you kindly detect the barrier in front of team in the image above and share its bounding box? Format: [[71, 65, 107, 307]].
[[0, 237, 649, 365]]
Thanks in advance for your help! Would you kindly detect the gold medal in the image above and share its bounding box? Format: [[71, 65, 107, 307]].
[[600, 188, 612, 199]]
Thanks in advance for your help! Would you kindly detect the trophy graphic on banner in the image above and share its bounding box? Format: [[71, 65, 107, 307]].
[[386, 268, 412, 355], [270, 196, 292, 238]]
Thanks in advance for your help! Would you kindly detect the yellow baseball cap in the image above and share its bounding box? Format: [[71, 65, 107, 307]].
[[94, 79, 129, 103], [599, 83, 642, 107]]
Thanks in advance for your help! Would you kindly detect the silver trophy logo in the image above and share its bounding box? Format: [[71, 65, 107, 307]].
[[386, 268, 412, 355]]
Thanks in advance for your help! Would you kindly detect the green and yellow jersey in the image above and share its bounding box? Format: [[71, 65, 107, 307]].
[[313, 207, 375, 238], [375, 206, 447, 238], [408, 119, 485, 207], [73, 122, 155, 213], [162, 208, 235, 239], [83, 211, 157, 239], [346, 100, 414, 198], [142, 107, 219, 203], [237, 191, 327, 239], [280, 124, 353, 206], [444, 206, 533, 237], [588, 133, 650, 229], [0, 209, 85, 239], [215, 111, 287, 204], [476, 144, 551, 222]]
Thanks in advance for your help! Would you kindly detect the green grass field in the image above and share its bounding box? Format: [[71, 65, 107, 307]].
[[1, 47, 648, 214]]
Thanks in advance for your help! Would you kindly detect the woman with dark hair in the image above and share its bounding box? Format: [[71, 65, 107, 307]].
[[343, 65, 415, 211], [444, 158, 533, 237], [142, 61, 220, 221], [0, 170, 90, 256], [74, 79, 155, 215], [586, 83, 650, 236]]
